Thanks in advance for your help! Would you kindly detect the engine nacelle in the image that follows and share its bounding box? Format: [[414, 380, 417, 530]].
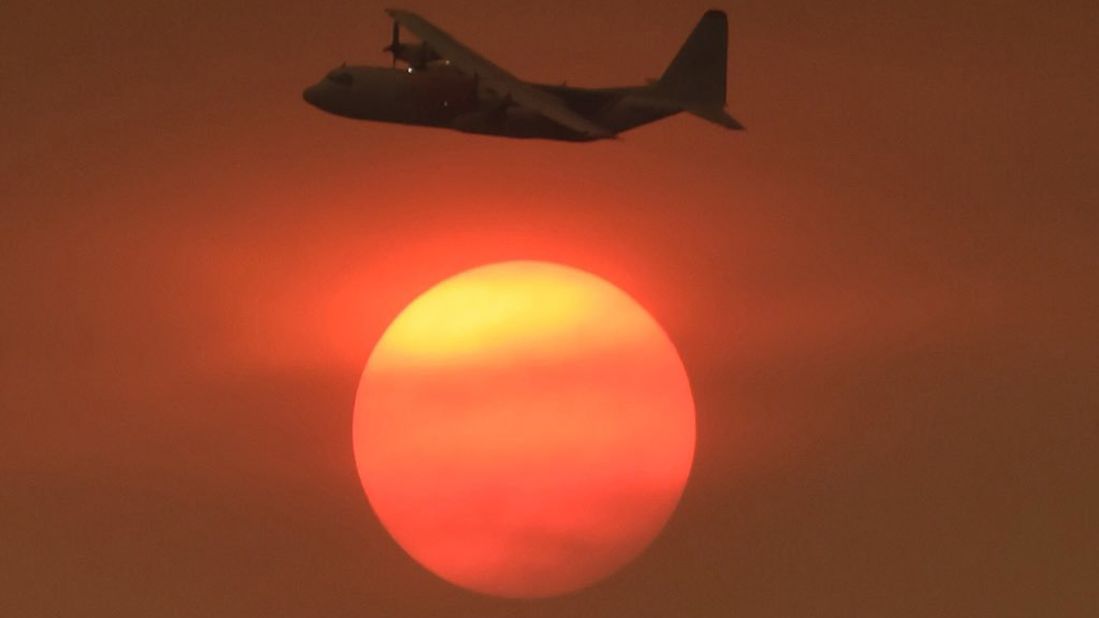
[[389, 43, 442, 69]]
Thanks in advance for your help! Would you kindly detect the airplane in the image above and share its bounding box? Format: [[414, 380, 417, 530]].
[[302, 9, 743, 142]]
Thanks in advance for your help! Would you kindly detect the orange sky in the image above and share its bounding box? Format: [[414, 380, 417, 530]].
[[2, 0, 1097, 615]]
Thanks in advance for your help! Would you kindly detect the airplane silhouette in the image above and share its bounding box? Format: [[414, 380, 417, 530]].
[[303, 9, 743, 141]]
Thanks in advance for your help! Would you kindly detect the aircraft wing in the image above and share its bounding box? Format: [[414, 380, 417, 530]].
[[386, 9, 616, 139]]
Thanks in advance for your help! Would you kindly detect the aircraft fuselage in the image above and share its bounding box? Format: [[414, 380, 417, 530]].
[[302, 65, 676, 142]]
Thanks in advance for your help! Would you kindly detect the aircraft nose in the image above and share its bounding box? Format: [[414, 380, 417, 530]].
[[302, 85, 321, 107]]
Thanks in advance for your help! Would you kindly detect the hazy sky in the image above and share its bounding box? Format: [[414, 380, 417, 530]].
[[2, 1, 1097, 616]]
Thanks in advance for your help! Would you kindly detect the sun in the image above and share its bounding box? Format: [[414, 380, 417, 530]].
[[353, 261, 695, 598]]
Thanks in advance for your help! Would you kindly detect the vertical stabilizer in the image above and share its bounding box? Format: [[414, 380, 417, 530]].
[[655, 10, 742, 129], [659, 10, 727, 107]]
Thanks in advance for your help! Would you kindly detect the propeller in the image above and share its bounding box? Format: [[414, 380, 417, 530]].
[[382, 20, 443, 70], [382, 21, 400, 67]]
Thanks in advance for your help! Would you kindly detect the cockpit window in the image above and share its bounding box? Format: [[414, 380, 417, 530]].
[[326, 70, 352, 86]]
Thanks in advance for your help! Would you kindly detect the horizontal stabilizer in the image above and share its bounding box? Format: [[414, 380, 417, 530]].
[[687, 106, 744, 130]]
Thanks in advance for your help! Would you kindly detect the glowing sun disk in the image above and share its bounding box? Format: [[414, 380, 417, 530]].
[[354, 261, 695, 598]]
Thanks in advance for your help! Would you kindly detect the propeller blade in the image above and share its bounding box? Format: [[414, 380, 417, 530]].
[[384, 21, 401, 67]]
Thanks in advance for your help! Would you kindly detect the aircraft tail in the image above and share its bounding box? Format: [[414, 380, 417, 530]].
[[655, 10, 743, 130]]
